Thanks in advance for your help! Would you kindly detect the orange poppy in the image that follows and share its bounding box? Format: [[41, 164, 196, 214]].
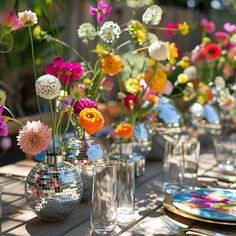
[[101, 54, 123, 76]]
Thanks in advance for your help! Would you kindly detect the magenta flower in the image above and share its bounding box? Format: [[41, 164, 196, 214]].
[[200, 18, 215, 33], [214, 31, 229, 45], [88, 0, 112, 24], [73, 98, 98, 116], [45, 57, 84, 85], [0, 105, 8, 137], [101, 76, 114, 92], [0, 11, 23, 31], [165, 23, 178, 36], [124, 94, 139, 111], [17, 121, 51, 155], [224, 22, 236, 34]]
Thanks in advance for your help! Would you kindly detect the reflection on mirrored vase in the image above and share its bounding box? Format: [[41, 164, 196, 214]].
[[162, 134, 200, 194], [90, 162, 117, 234]]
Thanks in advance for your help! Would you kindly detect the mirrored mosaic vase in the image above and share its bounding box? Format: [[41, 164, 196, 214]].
[[25, 154, 83, 221], [64, 134, 108, 199]]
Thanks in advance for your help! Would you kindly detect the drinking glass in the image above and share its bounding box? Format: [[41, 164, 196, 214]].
[[90, 162, 117, 234], [116, 158, 135, 226], [163, 135, 200, 194], [214, 136, 236, 171]]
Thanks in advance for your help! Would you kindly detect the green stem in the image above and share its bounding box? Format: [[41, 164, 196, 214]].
[[28, 26, 43, 122], [7, 117, 24, 126], [3, 106, 16, 120], [49, 100, 56, 154], [115, 40, 132, 51]]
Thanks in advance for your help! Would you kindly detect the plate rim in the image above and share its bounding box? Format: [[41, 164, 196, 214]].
[[163, 193, 236, 226]]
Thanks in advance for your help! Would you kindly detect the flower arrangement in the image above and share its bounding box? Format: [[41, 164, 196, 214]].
[[0, 1, 191, 157], [172, 18, 236, 117]]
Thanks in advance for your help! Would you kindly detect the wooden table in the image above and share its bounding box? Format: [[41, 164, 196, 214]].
[[1, 151, 236, 236]]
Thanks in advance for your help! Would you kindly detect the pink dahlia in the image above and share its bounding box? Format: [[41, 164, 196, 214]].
[[45, 57, 84, 85], [200, 18, 215, 33], [124, 94, 139, 111], [17, 121, 51, 155], [214, 31, 229, 45], [73, 98, 98, 116], [224, 22, 236, 34], [0, 11, 23, 31], [88, 0, 112, 24]]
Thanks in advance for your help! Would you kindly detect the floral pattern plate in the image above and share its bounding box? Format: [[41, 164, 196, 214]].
[[172, 189, 236, 221]]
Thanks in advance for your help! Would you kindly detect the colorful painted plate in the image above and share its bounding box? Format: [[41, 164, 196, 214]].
[[172, 189, 236, 222]]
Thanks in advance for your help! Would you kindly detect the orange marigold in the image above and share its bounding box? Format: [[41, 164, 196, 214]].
[[101, 54, 123, 76], [115, 123, 133, 140], [78, 108, 104, 135], [144, 67, 168, 93]]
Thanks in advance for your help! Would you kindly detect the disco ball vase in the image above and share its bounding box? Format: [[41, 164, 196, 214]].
[[25, 154, 83, 221], [64, 135, 108, 199]]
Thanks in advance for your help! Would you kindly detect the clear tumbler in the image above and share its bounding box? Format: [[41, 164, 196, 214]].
[[90, 162, 117, 234]]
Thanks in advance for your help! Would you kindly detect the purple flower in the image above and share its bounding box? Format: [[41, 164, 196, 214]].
[[88, 0, 112, 24], [224, 22, 236, 34], [73, 98, 98, 116], [0, 119, 8, 137], [45, 57, 84, 85], [0, 137, 12, 149]]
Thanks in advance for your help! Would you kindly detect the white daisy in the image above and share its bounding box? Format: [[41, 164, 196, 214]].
[[77, 23, 97, 43], [98, 21, 121, 43], [142, 5, 163, 25]]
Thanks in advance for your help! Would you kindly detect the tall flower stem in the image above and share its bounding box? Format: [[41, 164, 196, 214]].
[[28, 26, 43, 122], [49, 100, 56, 154]]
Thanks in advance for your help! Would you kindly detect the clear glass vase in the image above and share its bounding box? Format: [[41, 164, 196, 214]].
[[162, 135, 200, 194], [91, 162, 117, 234]]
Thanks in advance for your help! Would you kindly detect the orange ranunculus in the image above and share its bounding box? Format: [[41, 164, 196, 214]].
[[115, 123, 133, 140], [144, 67, 168, 93], [101, 54, 123, 76], [78, 108, 104, 135]]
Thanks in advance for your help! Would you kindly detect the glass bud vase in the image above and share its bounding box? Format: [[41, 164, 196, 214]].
[[162, 135, 200, 194], [25, 153, 83, 221], [63, 132, 108, 200]]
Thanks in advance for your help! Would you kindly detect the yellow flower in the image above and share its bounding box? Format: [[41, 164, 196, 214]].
[[128, 20, 147, 44], [59, 90, 68, 100], [198, 96, 205, 105], [177, 73, 188, 84], [178, 56, 189, 68], [33, 26, 41, 40], [167, 42, 178, 64], [202, 37, 211, 44], [125, 78, 140, 94], [178, 22, 189, 35], [187, 82, 193, 88], [136, 73, 145, 80], [148, 58, 156, 67], [84, 78, 92, 85], [95, 43, 109, 56]]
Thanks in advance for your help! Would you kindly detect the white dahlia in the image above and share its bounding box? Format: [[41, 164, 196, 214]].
[[142, 5, 163, 25], [77, 23, 97, 43], [98, 21, 121, 43]]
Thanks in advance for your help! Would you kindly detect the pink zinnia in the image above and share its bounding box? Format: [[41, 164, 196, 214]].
[[200, 18, 215, 33], [17, 121, 51, 155], [224, 22, 236, 34], [165, 23, 178, 36], [214, 31, 229, 45], [73, 98, 98, 116], [101, 77, 114, 92], [124, 94, 139, 111], [45, 57, 84, 85], [0, 11, 23, 31], [88, 0, 112, 24], [223, 65, 234, 79]]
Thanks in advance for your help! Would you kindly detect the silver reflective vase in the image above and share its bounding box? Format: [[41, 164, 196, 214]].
[[25, 154, 83, 221], [64, 134, 108, 200]]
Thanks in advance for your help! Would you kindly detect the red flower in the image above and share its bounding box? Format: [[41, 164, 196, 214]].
[[45, 57, 84, 85], [201, 43, 221, 60], [124, 94, 139, 111]]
